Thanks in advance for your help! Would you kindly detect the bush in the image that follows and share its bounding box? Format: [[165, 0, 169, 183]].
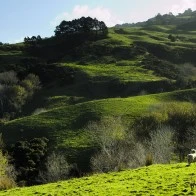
[[146, 126, 174, 164], [0, 176, 16, 190], [133, 102, 196, 162], [87, 117, 146, 172], [37, 152, 71, 183], [0, 71, 18, 85], [0, 134, 17, 190], [0, 71, 41, 119]]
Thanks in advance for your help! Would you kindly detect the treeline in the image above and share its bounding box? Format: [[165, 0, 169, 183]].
[[23, 17, 108, 61], [116, 8, 196, 27]]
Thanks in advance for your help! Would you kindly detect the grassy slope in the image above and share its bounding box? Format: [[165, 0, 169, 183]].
[[2, 89, 195, 147], [1, 89, 195, 170], [1, 163, 196, 196], [62, 62, 164, 82]]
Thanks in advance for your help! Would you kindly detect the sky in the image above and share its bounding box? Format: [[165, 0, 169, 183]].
[[1, 0, 196, 43]]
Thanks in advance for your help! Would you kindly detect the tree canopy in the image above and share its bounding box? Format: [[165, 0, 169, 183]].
[[54, 17, 108, 38]]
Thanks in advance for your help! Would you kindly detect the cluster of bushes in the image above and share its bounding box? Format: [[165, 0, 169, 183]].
[[86, 102, 196, 173], [133, 102, 196, 161], [87, 116, 174, 172], [0, 136, 80, 189], [0, 71, 40, 120]]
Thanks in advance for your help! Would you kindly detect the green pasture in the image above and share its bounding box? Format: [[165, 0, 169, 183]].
[[62, 62, 164, 82], [1, 163, 196, 196]]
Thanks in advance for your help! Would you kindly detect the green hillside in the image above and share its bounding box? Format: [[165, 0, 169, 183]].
[[2, 89, 195, 170], [1, 163, 195, 196], [0, 11, 196, 189]]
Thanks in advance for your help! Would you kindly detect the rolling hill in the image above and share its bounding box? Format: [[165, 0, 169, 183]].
[[2, 88, 196, 170], [0, 9, 196, 188]]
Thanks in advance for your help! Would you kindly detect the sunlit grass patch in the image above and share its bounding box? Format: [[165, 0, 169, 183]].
[[1, 163, 196, 195], [62, 63, 164, 82]]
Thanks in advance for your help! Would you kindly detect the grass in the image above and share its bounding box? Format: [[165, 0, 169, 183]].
[[111, 25, 196, 51], [62, 62, 164, 82], [1, 163, 196, 195]]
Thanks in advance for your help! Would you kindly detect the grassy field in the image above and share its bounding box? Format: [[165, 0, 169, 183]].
[[1, 163, 196, 195]]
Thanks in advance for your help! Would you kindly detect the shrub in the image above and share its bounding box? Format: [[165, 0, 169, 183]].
[[0, 134, 17, 190], [87, 117, 146, 172], [0, 71, 41, 119], [133, 102, 196, 162], [0, 176, 16, 190], [0, 71, 18, 85], [146, 126, 174, 164], [37, 152, 71, 183]]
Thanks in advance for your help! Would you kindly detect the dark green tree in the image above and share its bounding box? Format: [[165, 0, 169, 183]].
[[11, 137, 49, 185], [54, 17, 108, 38]]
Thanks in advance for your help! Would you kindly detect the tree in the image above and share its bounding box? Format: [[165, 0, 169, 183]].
[[54, 17, 108, 38], [12, 137, 49, 185], [24, 35, 42, 45], [87, 117, 146, 172], [37, 152, 71, 183], [0, 71, 41, 119], [146, 127, 174, 164]]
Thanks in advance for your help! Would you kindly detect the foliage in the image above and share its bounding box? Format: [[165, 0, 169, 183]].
[[55, 17, 108, 38], [24, 35, 42, 45], [0, 71, 41, 119], [147, 126, 174, 164], [0, 71, 18, 85], [1, 12, 196, 183], [88, 116, 176, 172], [133, 102, 196, 162], [37, 152, 71, 184], [0, 134, 16, 190], [168, 34, 176, 42], [88, 116, 138, 172], [116, 8, 196, 27], [11, 137, 49, 185]]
